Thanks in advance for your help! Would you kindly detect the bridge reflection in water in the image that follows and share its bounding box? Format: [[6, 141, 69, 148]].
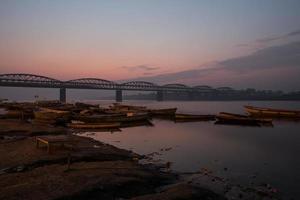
[[0, 74, 219, 102]]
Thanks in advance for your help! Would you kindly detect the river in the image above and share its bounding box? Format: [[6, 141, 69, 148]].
[[78, 100, 300, 199]]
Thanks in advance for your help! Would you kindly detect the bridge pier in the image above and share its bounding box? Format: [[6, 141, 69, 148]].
[[116, 90, 122, 102], [60, 88, 66, 103], [156, 90, 163, 101]]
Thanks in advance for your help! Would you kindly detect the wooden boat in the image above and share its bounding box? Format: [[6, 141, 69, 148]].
[[74, 112, 149, 123], [74, 128, 122, 133], [148, 108, 177, 115], [120, 119, 153, 128], [34, 108, 70, 120], [2, 110, 33, 119], [35, 100, 62, 107], [216, 112, 272, 126], [175, 113, 215, 122], [0, 99, 8, 103], [244, 105, 300, 118], [77, 108, 105, 115], [110, 103, 147, 111], [67, 122, 121, 129], [75, 102, 99, 109]]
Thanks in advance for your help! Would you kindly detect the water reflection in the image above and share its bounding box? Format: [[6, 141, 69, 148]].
[[80, 100, 300, 199]]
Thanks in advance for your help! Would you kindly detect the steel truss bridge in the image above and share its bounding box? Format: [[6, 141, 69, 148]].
[[0, 73, 226, 102]]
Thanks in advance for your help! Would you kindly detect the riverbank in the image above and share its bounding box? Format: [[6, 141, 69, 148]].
[[0, 101, 282, 199], [0, 131, 229, 200], [1, 123, 282, 199]]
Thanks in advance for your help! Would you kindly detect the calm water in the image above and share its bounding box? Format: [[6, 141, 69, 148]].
[[80, 101, 300, 199]]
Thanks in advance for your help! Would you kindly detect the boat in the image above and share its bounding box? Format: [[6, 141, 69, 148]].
[[120, 119, 154, 128], [216, 112, 272, 126], [244, 105, 300, 118], [148, 108, 177, 116], [0, 99, 8, 103], [75, 102, 99, 109], [74, 112, 149, 123], [175, 113, 215, 122], [110, 103, 147, 111], [35, 100, 62, 107], [2, 109, 34, 119], [78, 107, 108, 115], [67, 122, 121, 129], [34, 108, 70, 121]]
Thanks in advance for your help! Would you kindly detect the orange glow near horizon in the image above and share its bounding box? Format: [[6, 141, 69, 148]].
[[1, 0, 300, 91], [0, 43, 219, 81]]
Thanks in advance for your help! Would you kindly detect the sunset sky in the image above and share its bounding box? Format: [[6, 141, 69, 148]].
[[1, 0, 300, 90]]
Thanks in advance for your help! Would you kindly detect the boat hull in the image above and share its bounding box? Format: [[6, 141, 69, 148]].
[[110, 103, 147, 111], [34, 108, 71, 124], [74, 113, 149, 123], [67, 122, 121, 129], [149, 108, 177, 115], [175, 114, 215, 122], [216, 112, 272, 126], [244, 106, 300, 118]]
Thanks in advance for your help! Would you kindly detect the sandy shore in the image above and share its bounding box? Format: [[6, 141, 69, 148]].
[[0, 109, 279, 199]]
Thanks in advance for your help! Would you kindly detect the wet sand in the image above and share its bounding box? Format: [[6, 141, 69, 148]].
[[0, 133, 177, 200]]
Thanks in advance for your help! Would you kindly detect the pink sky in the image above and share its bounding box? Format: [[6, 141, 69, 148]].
[[1, 0, 300, 87]]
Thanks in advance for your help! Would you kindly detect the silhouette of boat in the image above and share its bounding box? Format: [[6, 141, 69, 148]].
[[148, 108, 177, 116], [74, 112, 149, 123], [244, 105, 300, 118], [110, 103, 147, 111], [216, 112, 272, 126], [175, 113, 215, 122], [34, 108, 70, 120], [67, 121, 121, 129]]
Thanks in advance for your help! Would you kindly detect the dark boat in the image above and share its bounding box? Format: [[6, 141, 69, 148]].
[[110, 103, 147, 111], [148, 108, 177, 116], [67, 121, 121, 129], [74, 112, 149, 123], [244, 105, 300, 118], [215, 112, 272, 126], [0, 102, 35, 119], [34, 108, 71, 121], [120, 119, 154, 128], [75, 102, 99, 109], [3, 109, 33, 120], [175, 113, 215, 122]]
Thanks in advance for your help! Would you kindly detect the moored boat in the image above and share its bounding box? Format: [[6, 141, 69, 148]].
[[35, 100, 62, 107], [110, 103, 147, 111], [120, 119, 153, 128], [34, 108, 70, 121], [216, 112, 272, 126], [175, 113, 216, 122], [148, 108, 177, 116], [74, 112, 149, 123], [0, 99, 8, 104], [244, 105, 300, 118], [67, 121, 121, 129], [2, 109, 34, 119]]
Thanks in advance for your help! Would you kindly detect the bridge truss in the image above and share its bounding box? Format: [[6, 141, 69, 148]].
[[0, 73, 215, 92]]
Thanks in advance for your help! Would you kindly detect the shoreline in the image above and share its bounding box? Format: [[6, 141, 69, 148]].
[[0, 119, 279, 200], [0, 101, 281, 199], [0, 129, 226, 200]]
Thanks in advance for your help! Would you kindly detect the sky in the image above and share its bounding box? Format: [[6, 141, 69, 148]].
[[0, 0, 300, 91]]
